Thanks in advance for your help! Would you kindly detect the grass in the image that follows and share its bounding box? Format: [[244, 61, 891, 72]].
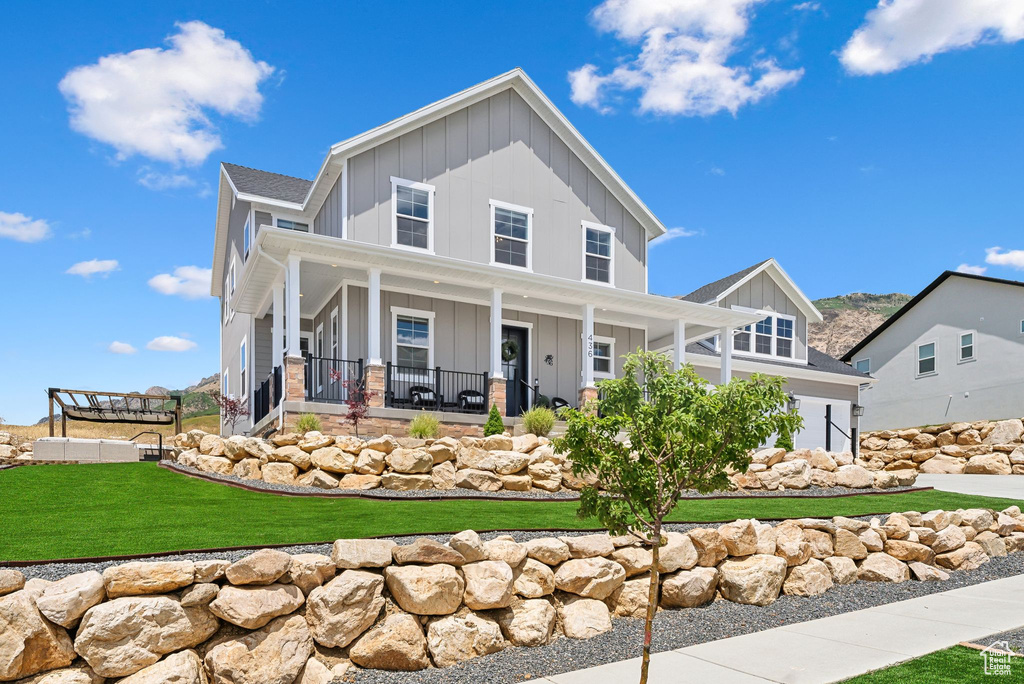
[[843, 646, 1020, 683], [2, 463, 1022, 562], [1, 414, 219, 444]]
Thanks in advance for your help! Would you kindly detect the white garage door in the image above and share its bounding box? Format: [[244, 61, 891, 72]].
[[794, 396, 851, 452]]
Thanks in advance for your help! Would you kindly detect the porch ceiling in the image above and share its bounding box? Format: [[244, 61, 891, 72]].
[[236, 228, 761, 340]]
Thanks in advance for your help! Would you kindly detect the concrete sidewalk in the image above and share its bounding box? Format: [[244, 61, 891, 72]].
[[916, 474, 1024, 500], [542, 574, 1024, 683]]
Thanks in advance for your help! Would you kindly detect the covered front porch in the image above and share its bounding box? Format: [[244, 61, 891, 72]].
[[234, 227, 759, 432]]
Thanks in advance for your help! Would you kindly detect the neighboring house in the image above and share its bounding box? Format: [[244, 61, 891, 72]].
[[842, 271, 1024, 431], [211, 68, 865, 446], [660, 259, 870, 452]]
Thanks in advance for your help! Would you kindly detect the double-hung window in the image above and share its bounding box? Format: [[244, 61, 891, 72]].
[[392, 178, 433, 251], [393, 308, 433, 370], [854, 358, 870, 374], [733, 324, 752, 352], [776, 317, 794, 358], [593, 337, 614, 379], [917, 341, 936, 376], [583, 222, 614, 284], [243, 218, 250, 260], [754, 317, 773, 354], [958, 331, 975, 362], [239, 338, 248, 400], [491, 200, 531, 269]]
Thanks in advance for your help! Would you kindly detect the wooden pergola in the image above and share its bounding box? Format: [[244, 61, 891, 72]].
[[47, 388, 182, 437]]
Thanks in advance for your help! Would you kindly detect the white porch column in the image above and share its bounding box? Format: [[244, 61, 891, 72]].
[[285, 256, 301, 358], [490, 288, 503, 378], [582, 303, 595, 388], [673, 320, 686, 370], [367, 268, 382, 366], [271, 281, 284, 369], [720, 325, 733, 384]]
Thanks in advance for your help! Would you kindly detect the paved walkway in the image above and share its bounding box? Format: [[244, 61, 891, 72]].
[[542, 574, 1024, 683], [916, 474, 1024, 500]]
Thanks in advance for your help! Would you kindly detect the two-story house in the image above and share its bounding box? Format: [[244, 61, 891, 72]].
[[842, 270, 1024, 431], [212, 69, 866, 443]]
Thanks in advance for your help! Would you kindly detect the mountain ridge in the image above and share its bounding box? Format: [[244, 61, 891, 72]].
[[809, 292, 912, 359]]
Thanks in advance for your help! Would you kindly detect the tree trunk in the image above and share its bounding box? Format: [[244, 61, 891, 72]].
[[640, 521, 662, 684]]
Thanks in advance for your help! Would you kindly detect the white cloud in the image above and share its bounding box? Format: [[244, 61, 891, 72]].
[[793, 2, 820, 10], [68, 227, 92, 240], [66, 259, 119, 278], [146, 336, 197, 352], [955, 263, 987, 275], [652, 226, 700, 246], [0, 211, 52, 242], [985, 246, 1024, 270], [108, 341, 137, 354], [59, 21, 275, 165], [148, 266, 213, 299], [569, 0, 803, 117], [137, 168, 196, 191], [840, 0, 1024, 75], [708, 165, 726, 176]]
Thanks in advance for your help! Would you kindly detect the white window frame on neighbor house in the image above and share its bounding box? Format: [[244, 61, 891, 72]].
[[592, 335, 615, 380], [490, 199, 533, 272], [222, 368, 230, 399], [243, 217, 251, 261], [854, 358, 871, 374], [330, 307, 340, 381], [958, 330, 976, 363], [391, 306, 435, 371], [581, 221, 615, 286], [315, 323, 325, 393], [391, 177, 435, 253], [239, 337, 248, 400], [916, 340, 937, 377]]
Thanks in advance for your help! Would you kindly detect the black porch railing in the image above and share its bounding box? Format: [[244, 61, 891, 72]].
[[272, 364, 282, 409], [306, 357, 364, 404], [385, 363, 488, 414], [253, 364, 283, 425]]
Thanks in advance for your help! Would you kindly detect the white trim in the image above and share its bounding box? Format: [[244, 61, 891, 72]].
[[592, 334, 615, 380], [581, 220, 615, 287], [390, 176, 435, 253], [501, 318, 533, 386], [315, 323, 325, 392], [243, 216, 251, 261], [391, 306, 435, 369], [957, 329, 976, 364], [680, 351, 874, 387], [222, 368, 230, 399], [854, 358, 871, 374], [330, 307, 340, 377], [713, 259, 824, 324], [272, 214, 311, 233], [916, 339, 937, 378], [489, 199, 533, 272], [340, 160, 349, 240], [239, 336, 248, 400], [341, 282, 349, 360], [723, 309, 802, 363]]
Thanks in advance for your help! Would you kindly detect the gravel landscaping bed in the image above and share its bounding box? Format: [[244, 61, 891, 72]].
[[972, 626, 1024, 653], [164, 462, 924, 501]]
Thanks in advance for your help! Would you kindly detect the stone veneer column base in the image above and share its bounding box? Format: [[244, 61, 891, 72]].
[[488, 377, 507, 416], [364, 364, 386, 407], [284, 356, 306, 403], [578, 386, 599, 412]]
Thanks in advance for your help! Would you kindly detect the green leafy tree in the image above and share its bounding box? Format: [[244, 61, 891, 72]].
[[483, 404, 505, 437], [553, 350, 802, 684]]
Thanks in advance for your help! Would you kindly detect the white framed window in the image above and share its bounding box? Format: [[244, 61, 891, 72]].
[[775, 316, 794, 358], [222, 276, 230, 324], [854, 358, 871, 374], [917, 341, 936, 377], [490, 200, 532, 270], [243, 217, 251, 260], [754, 316, 773, 355], [1019, 319, 1023, 335], [391, 306, 434, 370], [593, 336, 615, 380], [733, 324, 752, 353], [222, 369, 230, 398], [391, 177, 434, 252], [330, 307, 340, 360], [728, 312, 797, 360], [315, 323, 325, 392], [276, 218, 309, 232], [582, 221, 614, 285], [229, 259, 236, 295], [239, 338, 248, 400], [958, 330, 975, 362]]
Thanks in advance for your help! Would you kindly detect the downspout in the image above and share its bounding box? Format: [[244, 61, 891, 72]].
[[257, 244, 288, 432]]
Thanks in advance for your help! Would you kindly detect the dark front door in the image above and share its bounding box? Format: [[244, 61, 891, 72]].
[[501, 326, 529, 416]]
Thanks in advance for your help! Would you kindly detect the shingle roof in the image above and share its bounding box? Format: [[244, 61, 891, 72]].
[[677, 259, 771, 303], [686, 342, 870, 379], [222, 163, 312, 204]]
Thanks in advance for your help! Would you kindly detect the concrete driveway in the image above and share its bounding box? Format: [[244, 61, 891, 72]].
[[916, 474, 1024, 501]]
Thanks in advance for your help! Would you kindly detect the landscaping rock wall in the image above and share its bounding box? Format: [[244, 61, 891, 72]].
[[0, 431, 33, 462], [732, 446, 918, 491], [858, 418, 1024, 477], [2, 506, 1023, 680]]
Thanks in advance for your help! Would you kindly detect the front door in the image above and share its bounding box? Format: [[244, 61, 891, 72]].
[[501, 326, 529, 416]]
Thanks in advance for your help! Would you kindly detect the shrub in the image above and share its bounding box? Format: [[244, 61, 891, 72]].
[[774, 430, 794, 451], [484, 405, 505, 436], [409, 413, 440, 439], [295, 413, 322, 434], [521, 406, 556, 437]]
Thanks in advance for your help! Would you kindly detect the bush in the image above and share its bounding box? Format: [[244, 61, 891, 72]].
[[409, 413, 440, 439], [774, 430, 794, 451], [484, 405, 505, 436], [295, 413, 322, 434], [521, 406, 556, 437]]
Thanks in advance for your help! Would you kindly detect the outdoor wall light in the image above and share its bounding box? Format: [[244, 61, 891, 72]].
[[852, 403, 865, 417], [787, 393, 801, 412]]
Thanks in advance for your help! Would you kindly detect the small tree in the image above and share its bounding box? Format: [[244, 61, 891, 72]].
[[213, 392, 250, 434], [335, 371, 375, 438], [554, 350, 801, 684], [483, 404, 504, 436]]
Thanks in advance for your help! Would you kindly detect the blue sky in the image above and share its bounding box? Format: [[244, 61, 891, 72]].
[[2, 0, 1022, 424]]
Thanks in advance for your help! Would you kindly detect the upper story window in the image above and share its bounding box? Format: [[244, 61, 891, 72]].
[[229, 260, 236, 295], [733, 324, 752, 352], [277, 218, 309, 232], [583, 221, 614, 285], [917, 341, 936, 376], [330, 308, 339, 361], [491, 200, 532, 270], [239, 338, 248, 399], [243, 218, 251, 260], [222, 369, 230, 398], [393, 307, 434, 370], [776, 317, 794, 358], [854, 358, 870, 374], [729, 312, 797, 360], [593, 336, 614, 379], [958, 331, 975, 362], [392, 177, 434, 252], [1019, 319, 1024, 335]]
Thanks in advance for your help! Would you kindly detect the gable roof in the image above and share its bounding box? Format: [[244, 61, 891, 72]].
[[842, 270, 1024, 362], [678, 258, 823, 323], [685, 341, 870, 379], [221, 163, 312, 205]]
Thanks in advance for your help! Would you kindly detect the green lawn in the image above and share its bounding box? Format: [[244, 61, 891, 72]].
[[2, 463, 1022, 562], [843, 646, 1021, 683]]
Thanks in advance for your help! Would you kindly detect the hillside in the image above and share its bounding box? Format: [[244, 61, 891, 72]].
[[809, 293, 911, 358]]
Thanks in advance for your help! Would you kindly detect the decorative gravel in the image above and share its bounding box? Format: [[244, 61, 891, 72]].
[[970, 626, 1024, 654], [164, 462, 922, 501]]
